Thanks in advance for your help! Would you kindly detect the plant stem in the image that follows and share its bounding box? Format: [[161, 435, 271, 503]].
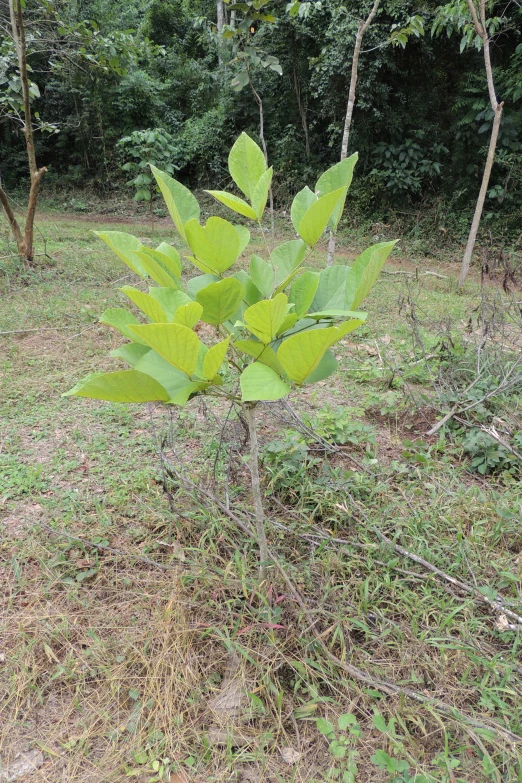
[[245, 403, 268, 582]]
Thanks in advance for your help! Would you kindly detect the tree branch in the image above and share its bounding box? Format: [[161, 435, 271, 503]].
[[0, 184, 23, 247]]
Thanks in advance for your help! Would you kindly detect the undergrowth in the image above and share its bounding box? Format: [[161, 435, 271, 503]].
[[1, 212, 522, 782]]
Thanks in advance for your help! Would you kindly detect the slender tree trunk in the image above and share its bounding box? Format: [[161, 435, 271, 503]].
[[293, 66, 310, 158], [216, 0, 224, 31], [0, 182, 23, 247], [2, 0, 47, 262], [245, 404, 269, 583], [250, 81, 275, 240], [458, 0, 503, 289], [327, 0, 381, 265], [230, 10, 236, 27], [216, 0, 224, 63]]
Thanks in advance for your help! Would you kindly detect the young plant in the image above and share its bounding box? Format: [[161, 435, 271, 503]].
[[316, 713, 362, 782], [65, 132, 396, 580]]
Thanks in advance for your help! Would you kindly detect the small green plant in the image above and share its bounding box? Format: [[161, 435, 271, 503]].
[[305, 404, 377, 453], [65, 132, 396, 579], [316, 713, 362, 782], [263, 431, 313, 495], [460, 428, 522, 475], [371, 750, 430, 783], [118, 128, 178, 202]]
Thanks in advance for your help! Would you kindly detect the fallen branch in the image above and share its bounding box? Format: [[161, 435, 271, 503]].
[[149, 411, 522, 743], [344, 501, 522, 628], [454, 417, 522, 463], [427, 356, 522, 435]]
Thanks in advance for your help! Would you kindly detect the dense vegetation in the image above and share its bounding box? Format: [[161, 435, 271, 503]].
[[1, 0, 521, 241]]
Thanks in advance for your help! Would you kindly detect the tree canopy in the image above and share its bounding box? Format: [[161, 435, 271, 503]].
[[1, 0, 521, 235]]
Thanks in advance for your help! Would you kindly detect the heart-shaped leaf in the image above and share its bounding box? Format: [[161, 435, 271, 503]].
[[240, 362, 290, 402], [185, 217, 241, 274]]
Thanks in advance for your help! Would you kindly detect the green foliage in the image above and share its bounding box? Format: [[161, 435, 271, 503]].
[[370, 140, 448, 194], [67, 132, 393, 409], [460, 429, 522, 476], [304, 404, 377, 453], [118, 129, 178, 202], [316, 712, 362, 782]]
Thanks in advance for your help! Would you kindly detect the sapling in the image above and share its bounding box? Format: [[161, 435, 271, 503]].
[[65, 132, 396, 581]]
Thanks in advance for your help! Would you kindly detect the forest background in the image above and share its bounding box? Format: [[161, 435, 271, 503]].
[[1, 0, 521, 257]]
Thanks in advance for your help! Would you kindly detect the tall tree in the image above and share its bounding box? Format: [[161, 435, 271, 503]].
[[326, 0, 381, 265], [458, 0, 503, 288], [0, 0, 46, 262]]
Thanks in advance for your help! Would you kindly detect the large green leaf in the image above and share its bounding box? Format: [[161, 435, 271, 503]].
[[250, 255, 274, 298], [290, 186, 317, 234], [137, 252, 179, 288], [169, 381, 206, 406], [138, 244, 182, 285], [64, 370, 169, 403], [233, 270, 263, 306], [240, 362, 290, 402], [277, 313, 298, 334], [128, 323, 200, 377], [333, 318, 367, 339], [244, 293, 289, 344], [303, 350, 338, 384], [298, 187, 347, 247], [120, 286, 168, 323], [203, 337, 230, 380], [94, 231, 147, 278], [289, 271, 319, 318], [228, 132, 267, 201], [315, 153, 358, 230], [235, 225, 251, 254], [206, 191, 258, 220], [155, 242, 182, 276], [148, 288, 191, 321], [134, 349, 197, 400], [270, 239, 307, 289], [251, 167, 273, 220], [311, 265, 351, 312], [99, 308, 146, 343], [196, 278, 246, 325], [187, 274, 220, 299], [150, 166, 200, 243], [185, 216, 240, 274], [278, 327, 338, 384], [234, 340, 284, 375], [173, 302, 203, 328], [110, 343, 151, 367], [345, 240, 397, 309]]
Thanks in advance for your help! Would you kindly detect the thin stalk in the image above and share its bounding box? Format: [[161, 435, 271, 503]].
[[245, 403, 269, 582], [327, 0, 381, 265]]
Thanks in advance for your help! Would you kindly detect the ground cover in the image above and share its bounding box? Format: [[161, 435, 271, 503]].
[[1, 212, 521, 783]]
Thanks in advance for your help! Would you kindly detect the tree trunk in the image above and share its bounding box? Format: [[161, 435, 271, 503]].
[[293, 66, 310, 158], [0, 183, 23, 248], [216, 0, 224, 63], [216, 0, 224, 32], [250, 82, 275, 240], [1, 0, 47, 262], [245, 404, 269, 583], [458, 105, 502, 288], [327, 0, 381, 265], [458, 0, 502, 289]]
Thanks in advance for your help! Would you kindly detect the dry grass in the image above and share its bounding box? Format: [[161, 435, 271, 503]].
[[2, 211, 522, 783]]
